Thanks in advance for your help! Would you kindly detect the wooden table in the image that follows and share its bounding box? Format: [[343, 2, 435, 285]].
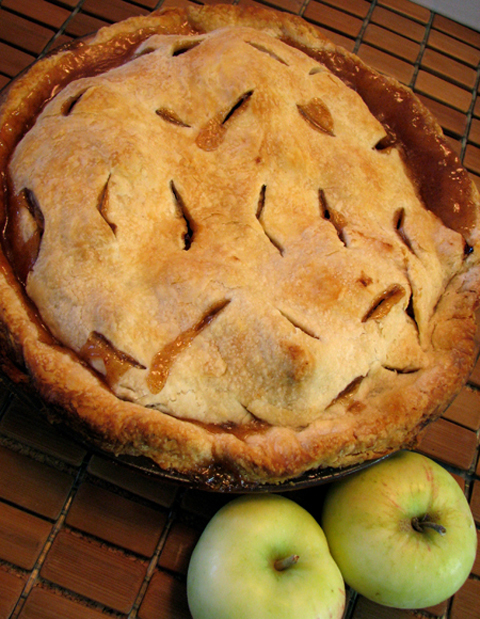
[[0, 1, 479, 618]]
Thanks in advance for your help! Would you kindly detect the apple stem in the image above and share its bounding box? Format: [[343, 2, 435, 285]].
[[411, 515, 446, 536], [274, 554, 299, 571]]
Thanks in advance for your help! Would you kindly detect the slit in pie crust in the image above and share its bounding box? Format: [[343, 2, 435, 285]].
[[0, 4, 479, 487]]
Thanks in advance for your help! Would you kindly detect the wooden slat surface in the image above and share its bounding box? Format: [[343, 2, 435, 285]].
[[371, 5, 427, 41], [0, 1, 479, 619], [378, 0, 430, 22], [362, 23, 421, 63]]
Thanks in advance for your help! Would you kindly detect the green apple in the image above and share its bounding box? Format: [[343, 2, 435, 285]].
[[187, 493, 345, 619], [321, 450, 477, 609]]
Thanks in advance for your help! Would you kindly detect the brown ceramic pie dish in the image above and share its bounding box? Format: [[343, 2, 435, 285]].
[[0, 4, 479, 489]]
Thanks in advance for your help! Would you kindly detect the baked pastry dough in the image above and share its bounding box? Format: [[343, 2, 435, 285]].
[[0, 4, 479, 486]]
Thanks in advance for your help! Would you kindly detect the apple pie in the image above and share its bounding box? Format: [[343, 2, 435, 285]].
[[0, 4, 479, 487]]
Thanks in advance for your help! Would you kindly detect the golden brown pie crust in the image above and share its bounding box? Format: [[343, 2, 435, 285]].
[[0, 4, 479, 486]]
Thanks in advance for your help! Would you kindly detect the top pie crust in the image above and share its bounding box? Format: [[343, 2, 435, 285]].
[[0, 4, 479, 486]]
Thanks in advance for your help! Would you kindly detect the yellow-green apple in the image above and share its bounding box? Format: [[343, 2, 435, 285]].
[[187, 493, 345, 619], [321, 450, 477, 609]]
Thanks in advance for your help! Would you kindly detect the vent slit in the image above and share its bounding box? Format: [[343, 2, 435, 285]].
[[172, 40, 202, 56], [406, 293, 420, 334], [62, 90, 88, 116], [255, 185, 283, 255], [196, 91, 253, 151], [79, 331, 146, 388], [383, 366, 421, 375], [263, 230, 284, 255], [156, 108, 190, 128], [394, 208, 414, 253], [24, 188, 44, 232], [256, 184, 266, 219], [319, 189, 347, 246], [8, 187, 44, 282], [170, 181, 194, 250], [319, 189, 328, 218], [328, 376, 365, 408], [464, 240, 474, 257], [246, 41, 289, 65], [222, 90, 254, 125], [362, 285, 406, 322], [279, 309, 320, 340], [199, 299, 231, 328], [374, 132, 396, 151], [147, 299, 231, 394], [297, 98, 335, 136], [98, 175, 116, 235]]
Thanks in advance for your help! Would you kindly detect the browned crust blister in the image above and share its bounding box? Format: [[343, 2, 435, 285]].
[[0, 4, 479, 487]]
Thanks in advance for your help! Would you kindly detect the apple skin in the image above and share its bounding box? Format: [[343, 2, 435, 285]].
[[187, 493, 345, 619], [321, 450, 477, 609]]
